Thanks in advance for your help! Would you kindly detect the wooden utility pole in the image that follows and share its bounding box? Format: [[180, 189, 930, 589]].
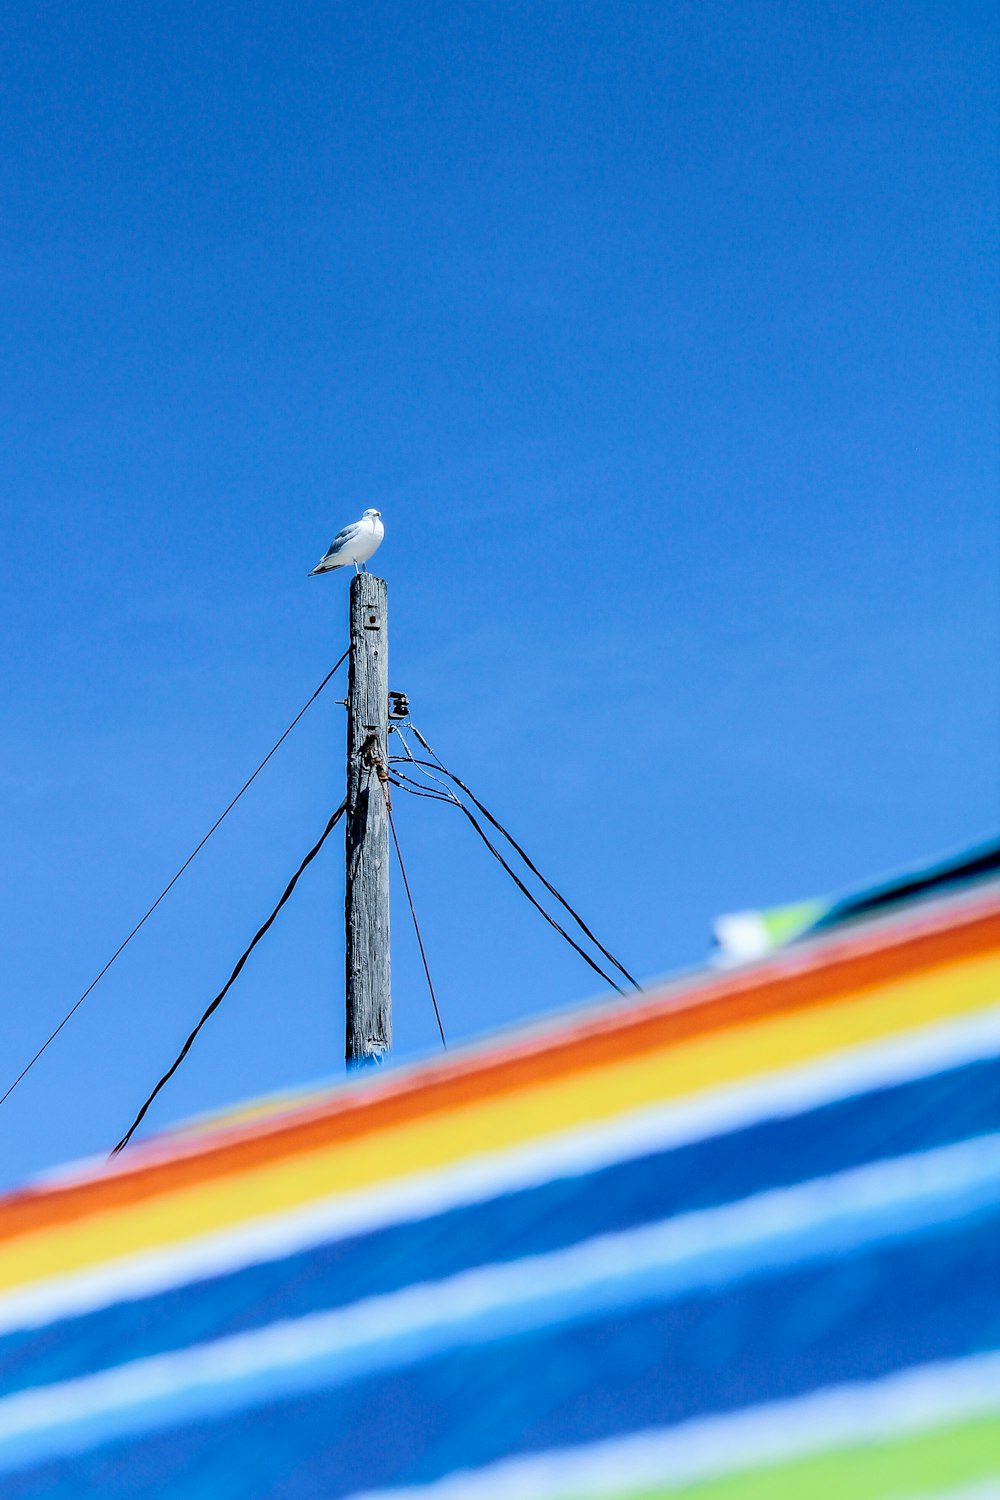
[[345, 572, 391, 1067]]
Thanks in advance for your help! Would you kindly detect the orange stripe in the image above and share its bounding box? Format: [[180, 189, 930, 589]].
[[6, 955, 999, 1294], [3, 889, 999, 1246]]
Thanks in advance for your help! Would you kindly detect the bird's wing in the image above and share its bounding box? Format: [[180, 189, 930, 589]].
[[323, 521, 361, 558]]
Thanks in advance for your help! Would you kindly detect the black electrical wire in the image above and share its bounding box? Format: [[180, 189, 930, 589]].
[[383, 794, 447, 1048], [408, 733, 640, 991], [394, 728, 641, 992], [112, 801, 347, 1156], [1, 650, 349, 1111], [387, 752, 628, 992], [388, 764, 459, 804], [388, 773, 628, 997]]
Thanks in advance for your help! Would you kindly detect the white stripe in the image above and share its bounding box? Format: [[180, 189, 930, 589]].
[[0, 1134, 997, 1453], [1, 1004, 998, 1337], [342, 1352, 1000, 1500]]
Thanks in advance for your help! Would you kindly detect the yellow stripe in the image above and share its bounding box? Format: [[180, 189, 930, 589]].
[[2, 951, 998, 1297]]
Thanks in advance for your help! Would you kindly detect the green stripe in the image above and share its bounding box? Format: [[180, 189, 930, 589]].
[[588, 1412, 1000, 1500], [758, 898, 828, 948]]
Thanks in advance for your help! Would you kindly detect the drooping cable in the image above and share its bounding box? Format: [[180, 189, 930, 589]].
[[0, 649, 349, 1112], [371, 765, 446, 1049], [391, 725, 640, 993], [388, 761, 459, 805], [406, 727, 640, 991], [111, 801, 347, 1155], [387, 766, 628, 998]]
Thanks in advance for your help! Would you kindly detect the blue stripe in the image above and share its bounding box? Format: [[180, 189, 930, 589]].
[[5, 1204, 999, 1498], [0, 1140, 997, 1479], [2, 1051, 999, 1399]]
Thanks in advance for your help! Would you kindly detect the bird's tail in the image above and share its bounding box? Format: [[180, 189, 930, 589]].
[[308, 559, 340, 576]]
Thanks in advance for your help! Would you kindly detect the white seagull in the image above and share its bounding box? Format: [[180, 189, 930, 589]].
[[309, 509, 384, 576]]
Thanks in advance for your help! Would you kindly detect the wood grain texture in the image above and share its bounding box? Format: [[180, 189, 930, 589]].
[[345, 573, 391, 1065]]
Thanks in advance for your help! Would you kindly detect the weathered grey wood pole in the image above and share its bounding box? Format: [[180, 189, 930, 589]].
[[345, 573, 391, 1067]]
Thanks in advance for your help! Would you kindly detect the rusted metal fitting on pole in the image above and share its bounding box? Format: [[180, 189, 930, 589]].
[[360, 732, 391, 808]]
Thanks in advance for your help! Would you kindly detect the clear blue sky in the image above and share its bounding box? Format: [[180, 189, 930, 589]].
[[1, 1, 997, 1188]]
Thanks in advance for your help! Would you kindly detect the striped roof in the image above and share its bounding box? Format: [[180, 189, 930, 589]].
[[1, 878, 998, 1496]]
